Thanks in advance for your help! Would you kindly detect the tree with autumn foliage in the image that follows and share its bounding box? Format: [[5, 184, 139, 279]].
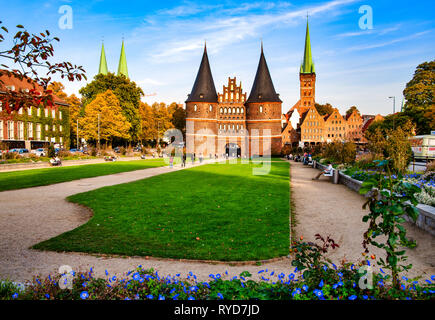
[[80, 90, 130, 146], [0, 21, 85, 113], [79, 73, 143, 141]]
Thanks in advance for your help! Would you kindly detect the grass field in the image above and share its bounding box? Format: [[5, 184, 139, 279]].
[[0, 159, 168, 192], [34, 161, 290, 261]]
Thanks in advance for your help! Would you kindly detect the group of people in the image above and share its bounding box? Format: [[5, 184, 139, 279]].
[[49, 156, 61, 166], [285, 151, 333, 180]]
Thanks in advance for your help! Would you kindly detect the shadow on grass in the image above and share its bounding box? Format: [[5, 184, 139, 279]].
[[33, 162, 290, 261]]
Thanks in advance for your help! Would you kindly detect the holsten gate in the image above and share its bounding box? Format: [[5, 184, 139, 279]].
[[185, 44, 283, 157]]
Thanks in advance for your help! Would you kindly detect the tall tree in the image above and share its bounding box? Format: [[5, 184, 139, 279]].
[[80, 90, 130, 146], [366, 113, 415, 137], [138, 102, 155, 142], [315, 102, 334, 116], [0, 22, 85, 112], [79, 73, 143, 141], [403, 60, 435, 135], [168, 102, 186, 135], [345, 106, 360, 118]]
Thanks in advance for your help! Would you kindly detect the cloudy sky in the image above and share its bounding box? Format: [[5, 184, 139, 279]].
[[1, 0, 434, 114]]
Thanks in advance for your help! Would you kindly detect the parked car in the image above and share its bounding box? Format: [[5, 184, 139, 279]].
[[8, 148, 29, 154], [31, 148, 46, 157]]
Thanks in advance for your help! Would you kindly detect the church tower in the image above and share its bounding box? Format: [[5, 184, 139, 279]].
[[299, 18, 316, 113], [98, 42, 108, 75], [245, 43, 282, 156], [185, 43, 219, 156], [117, 40, 129, 78]]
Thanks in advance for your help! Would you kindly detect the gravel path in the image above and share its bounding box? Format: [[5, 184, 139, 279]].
[[0, 160, 433, 285]]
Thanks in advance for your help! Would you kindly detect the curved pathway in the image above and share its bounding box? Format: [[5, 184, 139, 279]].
[[0, 160, 433, 284]]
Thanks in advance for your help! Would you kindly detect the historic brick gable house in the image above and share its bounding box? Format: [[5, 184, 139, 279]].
[[281, 20, 381, 148], [185, 44, 282, 157], [0, 72, 70, 150]]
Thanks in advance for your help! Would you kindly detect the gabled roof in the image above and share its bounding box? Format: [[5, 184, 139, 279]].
[[246, 44, 282, 104], [186, 44, 218, 103], [0, 71, 68, 105]]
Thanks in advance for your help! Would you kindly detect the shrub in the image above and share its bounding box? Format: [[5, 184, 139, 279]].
[[3, 152, 19, 160], [119, 146, 126, 155], [47, 145, 56, 158], [57, 151, 72, 158], [322, 141, 356, 164], [359, 160, 421, 288]]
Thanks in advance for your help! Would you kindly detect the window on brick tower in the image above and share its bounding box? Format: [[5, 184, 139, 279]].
[[259, 105, 263, 113], [220, 107, 223, 113], [209, 105, 213, 112]]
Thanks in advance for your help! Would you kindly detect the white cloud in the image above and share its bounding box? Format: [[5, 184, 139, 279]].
[[346, 31, 430, 52], [131, 0, 359, 62]]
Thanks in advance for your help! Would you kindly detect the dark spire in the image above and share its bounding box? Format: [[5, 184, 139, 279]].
[[247, 45, 281, 103], [186, 43, 218, 103]]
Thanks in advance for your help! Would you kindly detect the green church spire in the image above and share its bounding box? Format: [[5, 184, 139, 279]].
[[300, 18, 315, 74], [117, 40, 129, 78], [98, 42, 108, 75]]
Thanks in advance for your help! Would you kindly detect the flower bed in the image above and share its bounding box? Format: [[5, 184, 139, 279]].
[[1, 264, 434, 301], [343, 169, 435, 207]]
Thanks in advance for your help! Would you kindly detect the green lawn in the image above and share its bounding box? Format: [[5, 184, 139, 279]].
[[0, 159, 168, 192], [34, 161, 290, 261]]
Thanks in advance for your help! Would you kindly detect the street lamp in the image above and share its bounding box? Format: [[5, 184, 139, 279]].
[[388, 96, 396, 129]]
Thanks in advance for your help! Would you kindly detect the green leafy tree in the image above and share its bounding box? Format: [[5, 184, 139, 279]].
[[79, 73, 144, 141], [345, 106, 360, 118], [366, 113, 415, 137], [168, 103, 186, 135], [403, 60, 435, 135], [314, 102, 334, 116]]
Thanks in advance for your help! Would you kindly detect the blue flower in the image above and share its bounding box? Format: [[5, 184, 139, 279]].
[[217, 293, 224, 300], [348, 295, 357, 300], [362, 295, 368, 300], [333, 284, 338, 290], [172, 294, 179, 300], [319, 279, 324, 288], [188, 296, 195, 300], [80, 291, 89, 300], [292, 288, 301, 297], [190, 286, 198, 292], [82, 282, 87, 287], [215, 274, 221, 279], [105, 269, 109, 276], [289, 273, 295, 280], [431, 275, 435, 281], [12, 293, 18, 299], [380, 268, 385, 274], [302, 285, 308, 291], [209, 274, 215, 279], [147, 294, 153, 299], [313, 289, 323, 298], [45, 294, 50, 299], [258, 270, 264, 274], [112, 276, 116, 282], [158, 295, 165, 300]]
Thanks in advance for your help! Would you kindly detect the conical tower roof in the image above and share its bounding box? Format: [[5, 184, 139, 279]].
[[117, 40, 129, 78], [186, 44, 218, 103], [98, 43, 108, 75], [247, 44, 281, 103], [300, 19, 315, 74]]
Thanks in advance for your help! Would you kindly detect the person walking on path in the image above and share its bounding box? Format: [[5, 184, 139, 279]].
[[191, 153, 194, 165], [182, 153, 186, 167], [169, 155, 174, 169]]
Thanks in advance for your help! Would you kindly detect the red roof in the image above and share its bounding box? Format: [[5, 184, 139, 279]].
[[0, 71, 67, 105]]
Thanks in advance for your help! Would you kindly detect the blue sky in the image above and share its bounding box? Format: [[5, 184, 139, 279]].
[[1, 0, 434, 115]]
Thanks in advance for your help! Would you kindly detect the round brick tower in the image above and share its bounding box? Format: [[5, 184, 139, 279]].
[[245, 45, 282, 156], [185, 44, 219, 156]]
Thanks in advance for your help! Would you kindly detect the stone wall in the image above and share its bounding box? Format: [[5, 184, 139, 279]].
[[314, 161, 435, 236]]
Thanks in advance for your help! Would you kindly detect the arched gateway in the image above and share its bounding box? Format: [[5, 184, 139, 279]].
[[225, 143, 241, 157]]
